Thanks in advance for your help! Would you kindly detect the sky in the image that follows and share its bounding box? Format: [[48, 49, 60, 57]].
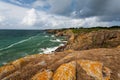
[[0, 0, 120, 29]]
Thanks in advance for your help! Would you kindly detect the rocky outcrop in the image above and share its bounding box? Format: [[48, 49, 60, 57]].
[[56, 30, 120, 51], [0, 29, 120, 80], [77, 60, 111, 80], [47, 29, 73, 37], [31, 70, 53, 80], [53, 61, 76, 80], [0, 47, 120, 80]]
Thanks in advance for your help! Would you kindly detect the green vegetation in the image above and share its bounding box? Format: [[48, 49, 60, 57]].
[[71, 26, 120, 34], [47, 26, 120, 34]]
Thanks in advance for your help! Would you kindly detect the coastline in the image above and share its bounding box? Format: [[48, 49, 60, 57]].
[[48, 27, 120, 52], [0, 27, 120, 80], [0, 30, 66, 66]]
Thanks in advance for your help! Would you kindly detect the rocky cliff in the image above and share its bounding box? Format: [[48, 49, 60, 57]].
[[0, 29, 120, 80], [55, 30, 120, 51]]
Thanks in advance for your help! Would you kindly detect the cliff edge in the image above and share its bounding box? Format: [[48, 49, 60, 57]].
[[0, 29, 120, 80]]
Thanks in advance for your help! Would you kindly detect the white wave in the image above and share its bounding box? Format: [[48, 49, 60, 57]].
[[44, 35, 49, 37], [50, 39, 62, 42], [40, 44, 65, 54], [2, 62, 7, 65], [51, 35, 55, 37], [59, 43, 65, 46], [0, 36, 35, 51], [40, 47, 58, 54]]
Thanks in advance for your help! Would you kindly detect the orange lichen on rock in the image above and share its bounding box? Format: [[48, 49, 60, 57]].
[[12, 58, 26, 68], [53, 61, 76, 80], [77, 60, 111, 80], [0, 65, 15, 74], [31, 70, 53, 80]]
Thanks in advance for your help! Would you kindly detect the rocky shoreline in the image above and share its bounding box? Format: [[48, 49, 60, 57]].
[[48, 28, 120, 52], [0, 28, 120, 80]]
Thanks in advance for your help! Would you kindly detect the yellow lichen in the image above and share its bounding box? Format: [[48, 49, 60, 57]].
[[77, 60, 111, 80], [12, 58, 26, 67], [0, 65, 15, 74], [53, 61, 76, 80], [31, 70, 53, 80]]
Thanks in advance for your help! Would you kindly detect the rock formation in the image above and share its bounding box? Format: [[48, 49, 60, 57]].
[[0, 47, 120, 80], [0, 29, 120, 80], [56, 30, 120, 51]]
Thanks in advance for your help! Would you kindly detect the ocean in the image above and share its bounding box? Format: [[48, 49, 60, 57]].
[[0, 30, 66, 66]]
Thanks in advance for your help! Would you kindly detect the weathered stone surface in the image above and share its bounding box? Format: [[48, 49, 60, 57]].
[[0, 30, 120, 80], [0, 65, 15, 79], [77, 60, 111, 80], [57, 30, 120, 51], [0, 48, 120, 80], [31, 70, 53, 80], [53, 61, 76, 80]]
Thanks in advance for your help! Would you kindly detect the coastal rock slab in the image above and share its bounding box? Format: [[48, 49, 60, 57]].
[[53, 61, 76, 80], [0, 48, 119, 80], [0, 65, 15, 79], [77, 60, 111, 80], [31, 70, 53, 80]]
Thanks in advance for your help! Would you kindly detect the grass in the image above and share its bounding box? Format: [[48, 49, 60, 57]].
[[70, 26, 120, 34]]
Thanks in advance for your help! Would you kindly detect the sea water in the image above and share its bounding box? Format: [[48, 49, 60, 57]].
[[0, 30, 66, 66]]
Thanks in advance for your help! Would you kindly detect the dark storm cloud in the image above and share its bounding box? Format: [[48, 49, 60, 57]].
[[1, 0, 120, 29], [79, 0, 108, 17], [47, 0, 120, 22], [3, 0, 120, 22]]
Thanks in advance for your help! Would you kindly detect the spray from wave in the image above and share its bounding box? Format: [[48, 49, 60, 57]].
[[50, 39, 62, 42], [40, 44, 65, 54]]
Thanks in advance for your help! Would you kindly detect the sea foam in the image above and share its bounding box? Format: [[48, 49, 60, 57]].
[[40, 44, 65, 54], [50, 39, 62, 42], [0, 35, 36, 51]]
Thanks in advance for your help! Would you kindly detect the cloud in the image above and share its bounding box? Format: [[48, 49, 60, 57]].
[[48, 0, 72, 15], [32, 0, 50, 10], [9, 0, 23, 5], [22, 8, 37, 26], [0, 1, 28, 29], [2, 0, 120, 22], [0, 0, 120, 29], [0, 15, 5, 23], [28, 10, 109, 29], [32, 0, 120, 22]]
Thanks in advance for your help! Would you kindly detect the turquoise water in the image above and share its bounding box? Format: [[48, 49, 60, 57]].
[[0, 30, 65, 66]]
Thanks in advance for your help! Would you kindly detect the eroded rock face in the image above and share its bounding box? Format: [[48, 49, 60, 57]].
[[0, 65, 15, 79], [57, 30, 120, 51], [53, 61, 76, 80], [77, 60, 111, 80], [0, 48, 119, 80], [31, 70, 53, 80]]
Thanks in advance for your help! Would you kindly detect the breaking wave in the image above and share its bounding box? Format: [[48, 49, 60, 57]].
[[40, 44, 65, 54]]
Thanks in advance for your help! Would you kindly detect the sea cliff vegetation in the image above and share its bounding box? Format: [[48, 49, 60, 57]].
[[71, 26, 120, 34]]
